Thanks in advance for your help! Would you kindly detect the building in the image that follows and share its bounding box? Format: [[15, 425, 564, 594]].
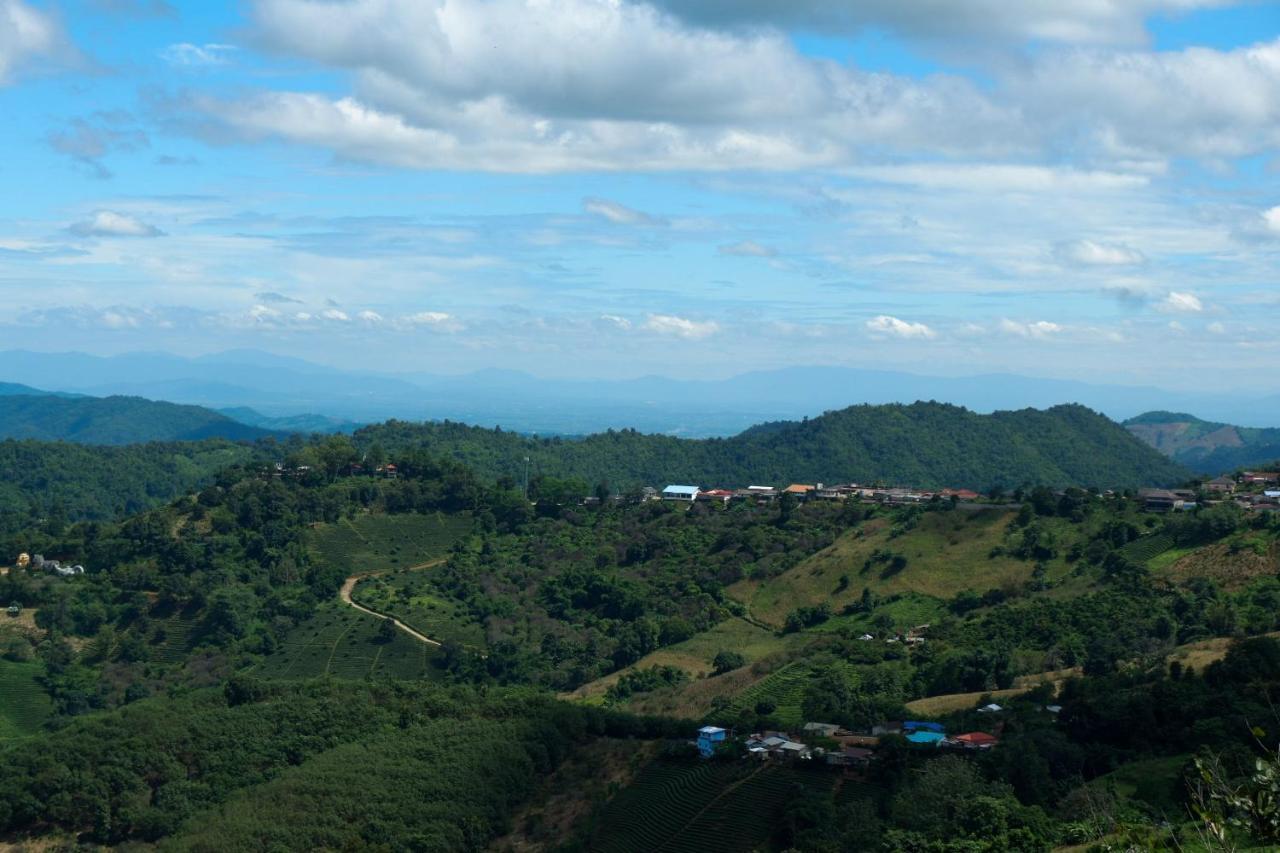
[[1205, 475, 1236, 494], [1243, 472, 1280, 484], [662, 485, 700, 502], [802, 722, 841, 738], [696, 726, 727, 757], [696, 489, 735, 505], [783, 484, 816, 498], [1139, 488, 1189, 512], [950, 732, 999, 750]]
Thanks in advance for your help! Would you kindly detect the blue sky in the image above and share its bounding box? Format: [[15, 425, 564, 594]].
[[0, 0, 1278, 391]]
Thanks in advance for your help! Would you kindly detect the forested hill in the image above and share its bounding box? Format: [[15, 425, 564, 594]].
[[356, 402, 1189, 490], [0, 393, 276, 445], [1125, 410, 1280, 474]]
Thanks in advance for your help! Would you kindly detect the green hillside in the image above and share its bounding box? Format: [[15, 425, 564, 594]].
[[0, 394, 275, 445], [358, 402, 1188, 491], [1125, 411, 1280, 474]]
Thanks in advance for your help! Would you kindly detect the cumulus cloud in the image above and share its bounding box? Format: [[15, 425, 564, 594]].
[[1054, 239, 1145, 266], [68, 210, 164, 238], [643, 314, 719, 339], [357, 309, 384, 324], [583, 197, 664, 226], [865, 315, 936, 339], [998, 319, 1062, 339], [719, 240, 776, 257], [321, 308, 350, 322], [1264, 206, 1280, 235], [1159, 291, 1204, 313], [597, 314, 632, 330], [160, 42, 236, 67], [0, 0, 67, 84]]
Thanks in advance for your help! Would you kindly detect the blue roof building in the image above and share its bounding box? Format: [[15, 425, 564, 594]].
[[697, 726, 727, 758], [903, 721, 944, 733]]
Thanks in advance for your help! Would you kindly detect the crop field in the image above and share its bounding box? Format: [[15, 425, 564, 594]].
[[714, 662, 812, 727], [0, 661, 54, 738], [1120, 532, 1175, 564], [148, 610, 200, 664], [590, 759, 837, 853], [306, 511, 473, 575], [1157, 537, 1280, 590], [351, 570, 485, 648], [254, 602, 441, 680], [729, 509, 1062, 627]]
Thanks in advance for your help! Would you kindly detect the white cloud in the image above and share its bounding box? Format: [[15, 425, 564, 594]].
[[643, 314, 719, 339], [998, 319, 1062, 339], [357, 309, 384, 324], [719, 240, 776, 257], [1264, 206, 1280, 235], [1054, 239, 1145, 267], [598, 314, 632, 330], [403, 311, 462, 332], [0, 0, 64, 84], [865, 315, 936, 339], [321, 308, 350, 322], [159, 42, 236, 67], [650, 0, 1232, 47], [1159, 291, 1203, 313], [1207, 321, 1226, 334], [583, 197, 664, 226], [68, 210, 164, 238]]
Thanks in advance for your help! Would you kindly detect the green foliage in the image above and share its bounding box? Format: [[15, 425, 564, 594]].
[[605, 665, 689, 704], [0, 393, 275, 445], [357, 402, 1188, 492], [712, 649, 746, 675]]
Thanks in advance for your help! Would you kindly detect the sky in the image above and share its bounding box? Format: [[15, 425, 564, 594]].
[[0, 0, 1278, 391]]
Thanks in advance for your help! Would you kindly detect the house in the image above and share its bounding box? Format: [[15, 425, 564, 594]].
[[941, 488, 981, 501], [774, 740, 811, 760], [662, 485, 700, 502], [906, 730, 946, 745], [802, 722, 841, 738], [903, 721, 944, 733], [639, 486, 660, 502], [1139, 488, 1188, 512], [1205, 476, 1236, 494], [783, 484, 816, 499], [977, 703, 1004, 714], [826, 746, 875, 767], [951, 732, 999, 750], [696, 726, 727, 757], [1243, 472, 1280, 484], [380, 463, 398, 479], [696, 489, 734, 505], [812, 484, 845, 501]]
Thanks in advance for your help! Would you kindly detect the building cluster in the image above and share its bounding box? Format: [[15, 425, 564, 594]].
[[22, 553, 85, 577], [659, 483, 981, 506], [696, 711, 1014, 767], [1140, 470, 1280, 513]]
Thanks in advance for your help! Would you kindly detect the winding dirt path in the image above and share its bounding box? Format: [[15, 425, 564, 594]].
[[338, 559, 446, 647]]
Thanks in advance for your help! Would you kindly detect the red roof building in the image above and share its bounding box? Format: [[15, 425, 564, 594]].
[[951, 732, 999, 749]]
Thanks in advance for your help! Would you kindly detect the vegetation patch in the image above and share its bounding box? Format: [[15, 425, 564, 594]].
[[0, 660, 54, 738]]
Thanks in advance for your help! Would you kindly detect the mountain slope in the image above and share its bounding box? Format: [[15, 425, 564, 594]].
[[219, 406, 361, 435], [358, 402, 1189, 490], [1125, 411, 1280, 474], [0, 394, 276, 445]]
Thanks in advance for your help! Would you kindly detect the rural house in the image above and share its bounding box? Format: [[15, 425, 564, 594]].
[[662, 485, 700, 502], [696, 726, 727, 757]]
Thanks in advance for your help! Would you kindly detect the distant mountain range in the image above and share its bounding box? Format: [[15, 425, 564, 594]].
[[357, 401, 1189, 491], [0, 393, 277, 445], [0, 349, 1276, 436], [1125, 411, 1280, 475]]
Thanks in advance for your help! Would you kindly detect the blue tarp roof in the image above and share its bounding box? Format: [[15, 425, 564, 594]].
[[906, 731, 946, 744], [903, 721, 944, 732]]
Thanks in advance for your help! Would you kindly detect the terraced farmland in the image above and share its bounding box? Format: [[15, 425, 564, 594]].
[[590, 759, 837, 853], [1120, 532, 1175, 564], [307, 511, 472, 576], [0, 661, 54, 738], [254, 602, 441, 680], [712, 663, 811, 727], [351, 570, 484, 648], [148, 611, 200, 664]]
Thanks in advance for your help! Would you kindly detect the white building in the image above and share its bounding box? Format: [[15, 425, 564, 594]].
[[662, 485, 700, 502]]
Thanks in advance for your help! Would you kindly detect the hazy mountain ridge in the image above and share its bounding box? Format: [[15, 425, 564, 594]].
[[2, 349, 1277, 436], [1125, 411, 1280, 474], [0, 394, 277, 445]]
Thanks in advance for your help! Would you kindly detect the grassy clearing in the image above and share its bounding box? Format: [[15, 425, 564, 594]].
[[563, 618, 806, 706], [254, 602, 442, 681], [1157, 536, 1280, 590], [0, 661, 54, 739], [902, 668, 1078, 716], [730, 509, 1061, 628], [306, 511, 472, 576]]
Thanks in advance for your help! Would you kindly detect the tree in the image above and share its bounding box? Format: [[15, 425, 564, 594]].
[[712, 650, 746, 675]]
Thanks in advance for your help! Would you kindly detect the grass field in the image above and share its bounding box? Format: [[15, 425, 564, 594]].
[[729, 509, 1062, 628], [1156, 537, 1280, 590], [564, 618, 805, 706], [902, 668, 1078, 716], [306, 511, 473, 576], [254, 602, 442, 680], [590, 759, 838, 853], [0, 661, 54, 739]]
